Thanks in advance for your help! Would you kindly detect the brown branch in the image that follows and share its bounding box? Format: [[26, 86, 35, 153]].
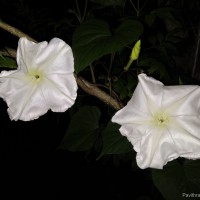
[[1, 47, 16, 58], [0, 20, 37, 42], [0, 20, 123, 110], [75, 75, 123, 110]]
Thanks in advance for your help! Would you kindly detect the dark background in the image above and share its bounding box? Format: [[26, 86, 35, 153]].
[[0, 97, 162, 199], [1, 0, 200, 199]]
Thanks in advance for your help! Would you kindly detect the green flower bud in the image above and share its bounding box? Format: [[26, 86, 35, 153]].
[[130, 39, 141, 61], [124, 40, 141, 71]]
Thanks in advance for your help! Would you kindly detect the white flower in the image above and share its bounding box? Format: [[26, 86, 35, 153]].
[[112, 73, 200, 169], [0, 37, 78, 121]]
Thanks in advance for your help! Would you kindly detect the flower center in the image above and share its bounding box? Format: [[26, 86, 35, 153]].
[[27, 70, 44, 84], [34, 74, 40, 79], [32, 72, 43, 82], [153, 112, 170, 128]]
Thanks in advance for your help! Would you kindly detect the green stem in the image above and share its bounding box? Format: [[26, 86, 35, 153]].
[[107, 53, 115, 92], [75, 0, 82, 23], [108, 53, 115, 78], [124, 59, 133, 71], [129, 0, 139, 17], [129, 0, 136, 12], [140, 0, 149, 13], [90, 64, 96, 83], [82, 0, 88, 22], [137, 0, 140, 17]]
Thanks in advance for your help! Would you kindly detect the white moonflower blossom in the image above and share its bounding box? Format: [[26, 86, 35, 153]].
[[112, 73, 200, 169], [0, 37, 78, 121]]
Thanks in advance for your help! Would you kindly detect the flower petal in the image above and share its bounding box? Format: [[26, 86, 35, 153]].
[[17, 37, 48, 73], [17, 37, 74, 74], [0, 72, 48, 121], [119, 124, 152, 152], [41, 73, 77, 112], [112, 73, 200, 169], [164, 86, 200, 115], [112, 74, 158, 124], [0, 37, 77, 121], [171, 115, 200, 159], [138, 73, 164, 110]]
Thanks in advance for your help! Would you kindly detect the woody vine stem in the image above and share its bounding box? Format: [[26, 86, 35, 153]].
[[0, 20, 123, 110]]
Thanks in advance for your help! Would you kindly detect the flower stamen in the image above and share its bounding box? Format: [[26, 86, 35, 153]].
[[34, 74, 40, 79], [153, 112, 170, 128], [28, 70, 44, 83]]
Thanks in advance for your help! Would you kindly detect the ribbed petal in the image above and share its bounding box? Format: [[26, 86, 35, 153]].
[[17, 37, 74, 74], [41, 74, 77, 112], [17, 37, 48, 73], [138, 73, 164, 110]]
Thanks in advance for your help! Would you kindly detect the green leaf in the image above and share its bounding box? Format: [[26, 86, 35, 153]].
[[183, 159, 200, 189], [152, 159, 200, 200], [99, 121, 133, 158], [164, 42, 178, 54], [145, 13, 156, 26], [72, 19, 143, 73], [138, 58, 169, 80], [152, 160, 185, 200], [59, 106, 101, 151], [157, 31, 164, 44], [0, 55, 17, 69], [113, 74, 137, 100], [152, 7, 182, 27], [113, 79, 128, 100], [148, 35, 157, 45], [179, 77, 183, 85], [89, 0, 125, 7]]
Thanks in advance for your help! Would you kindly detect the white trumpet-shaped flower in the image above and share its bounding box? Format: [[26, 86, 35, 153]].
[[0, 37, 78, 121], [112, 73, 200, 169]]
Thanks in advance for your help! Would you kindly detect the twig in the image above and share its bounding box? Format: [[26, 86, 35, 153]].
[[1, 47, 16, 58], [191, 22, 200, 78], [0, 20, 36, 42], [75, 76, 123, 110], [89, 64, 96, 83]]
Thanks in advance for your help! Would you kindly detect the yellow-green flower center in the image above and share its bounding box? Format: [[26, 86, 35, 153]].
[[28, 69, 44, 84], [25, 70, 45, 84], [34, 74, 40, 79], [153, 112, 170, 128]]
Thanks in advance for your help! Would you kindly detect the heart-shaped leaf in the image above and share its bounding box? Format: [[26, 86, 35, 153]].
[[59, 106, 101, 151], [152, 159, 200, 200], [99, 121, 133, 158], [72, 19, 143, 73]]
